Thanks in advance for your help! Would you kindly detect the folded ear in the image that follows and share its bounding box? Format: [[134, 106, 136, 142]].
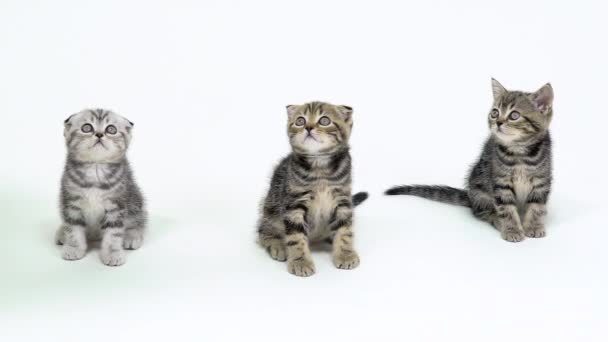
[[530, 83, 554, 114], [491, 78, 507, 100], [64, 113, 76, 126], [286, 105, 299, 117], [336, 105, 353, 121]]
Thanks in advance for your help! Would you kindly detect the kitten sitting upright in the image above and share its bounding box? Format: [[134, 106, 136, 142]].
[[56, 109, 146, 266], [386, 80, 554, 242], [258, 102, 368, 276]]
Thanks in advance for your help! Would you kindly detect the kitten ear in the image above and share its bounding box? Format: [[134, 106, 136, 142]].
[[530, 83, 554, 114], [491, 78, 507, 100], [64, 113, 76, 126], [336, 105, 353, 121], [286, 105, 298, 117], [125, 119, 135, 132], [63, 114, 75, 138]]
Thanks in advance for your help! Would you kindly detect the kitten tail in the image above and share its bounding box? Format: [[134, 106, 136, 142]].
[[352, 192, 369, 207], [384, 185, 470, 207]]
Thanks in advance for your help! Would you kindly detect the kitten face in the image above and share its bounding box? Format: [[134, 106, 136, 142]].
[[488, 79, 553, 144], [286, 102, 353, 154], [63, 109, 134, 163]]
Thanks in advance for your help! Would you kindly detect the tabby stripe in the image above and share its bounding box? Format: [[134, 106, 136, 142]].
[[523, 117, 542, 132], [64, 217, 85, 226], [329, 218, 352, 231], [284, 219, 307, 235], [494, 196, 516, 205], [101, 220, 123, 229]]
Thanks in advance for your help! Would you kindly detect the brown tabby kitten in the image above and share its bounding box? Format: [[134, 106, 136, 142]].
[[387, 80, 554, 242], [257, 102, 368, 276]]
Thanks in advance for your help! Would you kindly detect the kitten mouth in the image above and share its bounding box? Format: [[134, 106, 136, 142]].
[[303, 134, 319, 142], [497, 127, 512, 135], [93, 140, 106, 148]]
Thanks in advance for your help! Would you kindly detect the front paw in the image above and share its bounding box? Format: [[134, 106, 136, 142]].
[[287, 257, 316, 277], [100, 250, 126, 267], [333, 250, 360, 270], [525, 225, 546, 238], [62, 245, 86, 260], [501, 228, 525, 243]]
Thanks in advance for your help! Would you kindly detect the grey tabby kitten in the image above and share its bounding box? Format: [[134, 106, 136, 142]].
[[55, 109, 146, 266], [257, 102, 368, 277], [386, 79, 554, 242]]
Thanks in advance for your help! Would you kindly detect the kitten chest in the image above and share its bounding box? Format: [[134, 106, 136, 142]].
[[512, 165, 533, 205], [307, 184, 336, 237], [77, 188, 108, 227]]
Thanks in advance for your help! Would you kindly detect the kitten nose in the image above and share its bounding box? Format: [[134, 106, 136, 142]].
[[496, 122, 504, 127], [305, 127, 313, 132], [95, 133, 104, 138]]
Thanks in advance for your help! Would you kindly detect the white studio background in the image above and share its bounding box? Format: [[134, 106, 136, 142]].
[[0, 0, 606, 341]]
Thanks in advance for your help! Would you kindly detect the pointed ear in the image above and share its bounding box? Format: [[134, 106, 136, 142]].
[[491, 78, 507, 100], [530, 83, 553, 114], [337, 105, 353, 121], [286, 105, 298, 117]]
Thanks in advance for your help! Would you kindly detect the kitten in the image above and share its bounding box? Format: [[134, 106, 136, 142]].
[[55, 109, 146, 266], [386, 79, 554, 242], [257, 102, 368, 276]]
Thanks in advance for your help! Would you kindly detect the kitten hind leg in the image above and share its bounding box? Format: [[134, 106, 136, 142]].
[[258, 231, 286, 262], [55, 225, 67, 245], [258, 218, 287, 261], [123, 226, 144, 250]]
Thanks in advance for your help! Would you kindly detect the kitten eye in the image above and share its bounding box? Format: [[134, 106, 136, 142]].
[[318, 116, 331, 126], [490, 109, 499, 119], [295, 117, 306, 126], [508, 111, 521, 120], [105, 125, 118, 135], [81, 124, 93, 133]]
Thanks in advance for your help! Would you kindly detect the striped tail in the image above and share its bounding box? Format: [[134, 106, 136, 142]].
[[385, 185, 470, 207], [352, 192, 369, 207]]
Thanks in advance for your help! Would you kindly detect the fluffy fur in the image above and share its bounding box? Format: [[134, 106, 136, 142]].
[[257, 101, 367, 276], [55, 109, 146, 266], [387, 80, 554, 242]]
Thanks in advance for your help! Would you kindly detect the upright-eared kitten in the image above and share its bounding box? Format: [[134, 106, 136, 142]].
[[386, 80, 554, 242], [56, 109, 146, 266], [257, 102, 368, 276]]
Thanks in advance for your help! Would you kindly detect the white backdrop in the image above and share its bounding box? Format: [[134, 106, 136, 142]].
[[1, 0, 606, 341]]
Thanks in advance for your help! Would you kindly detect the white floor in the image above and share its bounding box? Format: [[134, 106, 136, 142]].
[[1, 1, 607, 341]]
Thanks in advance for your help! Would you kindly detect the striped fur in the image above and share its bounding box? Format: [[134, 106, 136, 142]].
[[386, 80, 554, 242], [56, 109, 146, 266], [258, 102, 367, 276]]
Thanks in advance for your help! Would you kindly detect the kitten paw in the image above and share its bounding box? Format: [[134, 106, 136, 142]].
[[333, 250, 360, 270], [288, 258, 316, 277], [525, 226, 546, 238], [268, 245, 287, 262], [101, 251, 126, 267], [123, 234, 143, 250], [501, 229, 525, 243], [55, 229, 65, 245], [62, 245, 86, 260]]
